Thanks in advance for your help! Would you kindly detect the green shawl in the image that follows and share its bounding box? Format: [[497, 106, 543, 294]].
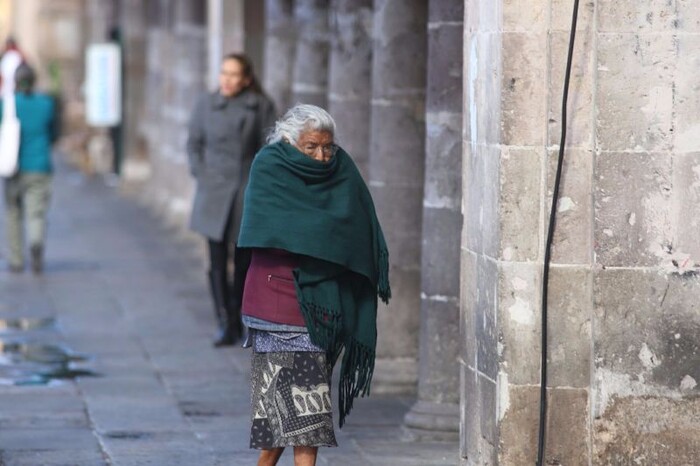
[[238, 141, 391, 426]]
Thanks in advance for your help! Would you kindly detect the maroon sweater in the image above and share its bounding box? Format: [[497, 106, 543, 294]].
[[241, 249, 306, 327]]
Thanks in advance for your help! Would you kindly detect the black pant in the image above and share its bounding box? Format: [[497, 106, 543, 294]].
[[207, 239, 251, 305]]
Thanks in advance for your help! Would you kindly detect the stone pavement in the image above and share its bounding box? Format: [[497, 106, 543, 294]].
[[0, 161, 459, 466]]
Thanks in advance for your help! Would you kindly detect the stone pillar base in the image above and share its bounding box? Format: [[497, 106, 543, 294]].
[[371, 357, 417, 395], [404, 400, 459, 441]]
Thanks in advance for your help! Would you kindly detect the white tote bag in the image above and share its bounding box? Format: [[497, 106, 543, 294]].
[[0, 95, 20, 178]]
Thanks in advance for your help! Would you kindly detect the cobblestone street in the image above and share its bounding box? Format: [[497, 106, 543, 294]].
[[0, 161, 459, 466]]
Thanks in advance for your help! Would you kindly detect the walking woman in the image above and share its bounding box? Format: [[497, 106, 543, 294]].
[[186, 54, 276, 346], [238, 105, 391, 466], [3, 62, 58, 274]]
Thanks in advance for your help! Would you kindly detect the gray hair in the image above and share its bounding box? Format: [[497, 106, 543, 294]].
[[266, 104, 336, 145]]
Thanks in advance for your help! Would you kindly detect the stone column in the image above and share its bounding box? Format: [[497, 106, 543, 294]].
[[119, 0, 150, 181], [369, 0, 427, 395], [403, 0, 463, 440], [327, 0, 372, 178], [263, 0, 295, 113], [291, 0, 329, 108]]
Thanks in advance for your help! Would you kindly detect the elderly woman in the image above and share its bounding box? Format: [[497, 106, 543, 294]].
[[237, 104, 390, 466], [186, 53, 275, 346]]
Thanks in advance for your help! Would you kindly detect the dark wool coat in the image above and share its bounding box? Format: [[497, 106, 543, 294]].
[[186, 89, 276, 241]]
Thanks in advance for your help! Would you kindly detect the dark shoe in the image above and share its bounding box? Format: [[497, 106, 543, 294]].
[[30, 245, 43, 275], [214, 302, 243, 347]]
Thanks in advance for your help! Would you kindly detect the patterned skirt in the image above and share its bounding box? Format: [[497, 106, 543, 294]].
[[249, 331, 337, 449]]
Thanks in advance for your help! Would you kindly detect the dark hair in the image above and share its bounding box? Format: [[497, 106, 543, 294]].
[[14, 62, 35, 93], [223, 53, 263, 94]]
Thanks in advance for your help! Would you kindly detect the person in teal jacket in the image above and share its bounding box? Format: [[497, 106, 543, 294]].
[[2, 62, 58, 274]]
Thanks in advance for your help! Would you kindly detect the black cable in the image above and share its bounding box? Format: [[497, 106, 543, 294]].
[[536, 1, 581, 465]]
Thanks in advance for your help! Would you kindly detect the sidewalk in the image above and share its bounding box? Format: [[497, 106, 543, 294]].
[[0, 161, 459, 466]]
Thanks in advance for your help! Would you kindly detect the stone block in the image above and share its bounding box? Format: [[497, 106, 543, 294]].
[[547, 29, 595, 149], [551, 0, 595, 31], [673, 153, 700, 261], [476, 257, 498, 380], [673, 35, 700, 153], [503, 0, 548, 32], [596, 33, 676, 152], [463, 143, 500, 258], [593, 395, 700, 464], [598, 0, 678, 32], [417, 298, 460, 403], [371, 185, 423, 266], [375, 267, 421, 358], [427, 23, 463, 113], [546, 388, 590, 465], [677, 0, 700, 30], [500, 32, 548, 146], [594, 152, 672, 267], [497, 262, 542, 385], [478, 373, 498, 446], [421, 207, 462, 298], [593, 269, 700, 400], [429, 0, 464, 23], [328, 99, 371, 176], [461, 249, 478, 368], [546, 148, 593, 265], [465, 31, 501, 147], [547, 266, 592, 388], [425, 111, 462, 209], [371, 0, 427, 98], [498, 385, 539, 465], [460, 365, 477, 459], [369, 103, 426, 184], [499, 147, 543, 262]]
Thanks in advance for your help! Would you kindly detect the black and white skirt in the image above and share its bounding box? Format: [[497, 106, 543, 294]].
[[249, 331, 337, 449]]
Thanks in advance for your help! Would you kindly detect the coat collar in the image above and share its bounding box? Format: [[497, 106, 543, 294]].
[[211, 89, 259, 111]]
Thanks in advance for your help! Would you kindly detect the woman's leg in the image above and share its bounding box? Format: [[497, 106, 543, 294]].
[[207, 238, 229, 332], [293, 446, 318, 466], [24, 174, 51, 274], [257, 447, 284, 466], [3, 175, 24, 270]]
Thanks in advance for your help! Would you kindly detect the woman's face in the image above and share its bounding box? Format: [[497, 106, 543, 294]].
[[295, 130, 335, 163], [219, 58, 250, 98]]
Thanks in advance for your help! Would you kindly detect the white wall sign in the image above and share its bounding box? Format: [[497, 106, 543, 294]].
[[85, 43, 121, 127]]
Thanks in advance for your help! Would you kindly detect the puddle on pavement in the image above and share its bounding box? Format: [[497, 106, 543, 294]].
[[0, 339, 98, 386], [0, 317, 55, 333]]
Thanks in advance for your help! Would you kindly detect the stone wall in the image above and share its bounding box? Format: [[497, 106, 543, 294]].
[[461, 0, 700, 464]]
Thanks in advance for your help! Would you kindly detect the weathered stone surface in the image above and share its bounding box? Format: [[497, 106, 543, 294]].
[[594, 269, 700, 397], [500, 32, 547, 146], [547, 266, 592, 388], [291, 0, 329, 107], [598, 0, 678, 32], [551, 0, 595, 31], [546, 388, 589, 465], [547, 149, 594, 265], [594, 396, 700, 465], [498, 385, 539, 465], [328, 0, 372, 177], [498, 147, 542, 262], [426, 25, 463, 113], [548, 29, 595, 149], [596, 33, 676, 152], [594, 152, 673, 268], [497, 262, 541, 385], [674, 35, 700, 154], [415, 298, 460, 403], [461, 249, 478, 368], [677, 0, 700, 30], [420, 208, 462, 298], [673, 153, 700, 261], [503, 0, 548, 32], [263, 0, 295, 112], [429, 0, 463, 22], [472, 256, 498, 382], [463, 143, 500, 257]]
